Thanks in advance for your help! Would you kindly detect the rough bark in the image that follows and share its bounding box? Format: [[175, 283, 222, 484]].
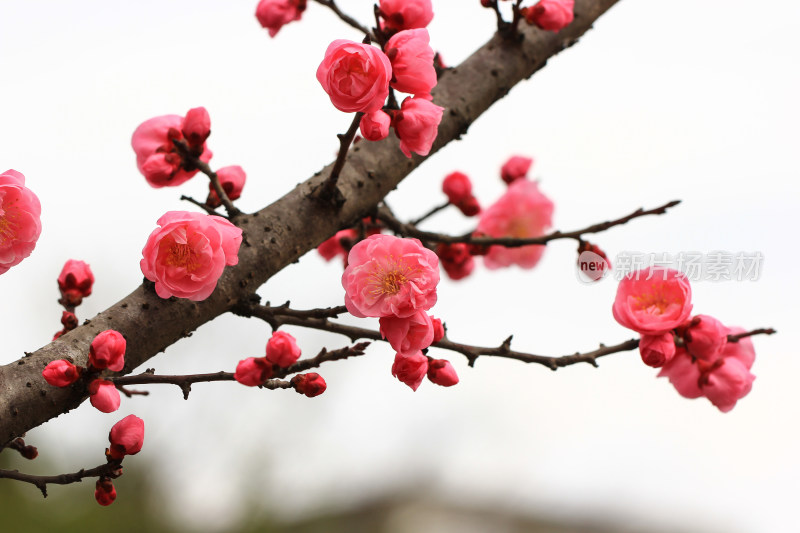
[[0, 0, 619, 444]]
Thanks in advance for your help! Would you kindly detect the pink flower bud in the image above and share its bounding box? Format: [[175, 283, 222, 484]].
[[577, 241, 611, 282], [393, 96, 444, 157], [291, 373, 327, 397], [206, 165, 247, 208], [317, 229, 357, 262], [140, 211, 242, 301], [61, 311, 78, 331], [379, 310, 435, 356], [57, 259, 94, 306], [255, 0, 306, 37], [612, 267, 693, 335], [683, 315, 728, 361], [456, 196, 481, 217], [0, 169, 42, 275], [42, 359, 81, 387], [181, 107, 211, 147], [89, 379, 121, 413], [265, 331, 301, 368], [436, 243, 475, 281], [442, 172, 473, 205], [360, 111, 392, 142], [95, 478, 117, 506], [702, 358, 756, 413], [316, 40, 392, 113], [639, 332, 676, 368], [89, 330, 126, 372], [431, 317, 444, 343], [379, 0, 433, 31], [523, 0, 574, 32], [391, 352, 428, 391], [234, 357, 273, 386], [108, 415, 145, 460], [385, 29, 437, 96], [427, 359, 459, 387], [500, 156, 533, 184]]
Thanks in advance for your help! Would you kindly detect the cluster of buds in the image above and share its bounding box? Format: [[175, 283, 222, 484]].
[[442, 172, 481, 216], [53, 259, 94, 339], [95, 415, 145, 506], [42, 330, 127, 413]]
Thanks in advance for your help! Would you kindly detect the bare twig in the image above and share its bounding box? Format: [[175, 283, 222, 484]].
[[313, 0, 374, 39], [410, 201, 451, 226], [180, 195, 221, 216], [0, 462, 122, 498], [314, 113, 364, 207], [173, 139, 241, 218]]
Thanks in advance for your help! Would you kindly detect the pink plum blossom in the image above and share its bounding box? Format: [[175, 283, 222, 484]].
[[131, 113, 213, 188], [89, 330, 126, 372], [206, 165, 246, 208], [441, 172, 473, 206], [684, 314, 728, 361], [57, 259, 94, 306], [380, 0, 433, 31], [108, 415, 145, 460], [612, 267, 693, 335], [181, 107, 211, 146], [379, 310, 435, 356], [342, 234, 439, 318], [436, 243, 475, 280], [500, 155, 533, 184], [42, 360, 81, 387], [385, 29, 437, 95], [265, 331, 302, 368], [476, 179, 554, 269], [523, 0, 574, 32], [431, 317, 445, 343], [316, 40, 393, 113], [89, 379, 121, 413], [234, 357, 273, 387], [721, 328, 755, 369], [360, 111, 392, 141], [393, 96, 444, 157], [657, 348, 703, 399], [701, 358, 755, 413], [140, 211, 242, 301], [0, 169, 41, 275], [391, 352, 429, 391], [318, 229, 357, 262], [427, 359, 459, 387], [639, 332, 676, 368], [256, 0, 306, 37]]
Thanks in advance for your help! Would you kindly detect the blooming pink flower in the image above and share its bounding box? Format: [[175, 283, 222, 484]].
[[131, 113, 213, 188], [380, 310, 435, 356], [427, 359, 459, 387], [206, 166, 246, 208], [316, 40, 393, 113], [234, 357, 273, 387], [140, 211, 242, 301], [701, 357, 755, 413], [500, 155, 533, 184], [612, 268, 693, 335], [360, 111, 391, 142], [639, 332, 676, 368], [431, 316, 444, 343], [476, 179, 554, 269], [342, 234, 439, 318], [108, 415, 145, 460], [265, 331, 302, 367], [393, 96, 444, 157], [181, 107, 211, 147], [89, 379, 121, 413], [318, 229, 357, 262], [721, 328, 755, 369], [385, 29, 436, 95], [684, 315, 728, 361], [255, 0, 306, 37], [291, 373, 327, 397], [88, 330, 126, 372], [657, 347, 703, 399], [436, 243, 475, 281], [523, 0, 574, 32], [442, 172, 473, 205], [57, 259, 94, 306], [380, 0, 433, 31], [95, 478, 117, 506], [42, 359, 81, 387], [0, 169, 42, 275], [391, 352, 428, 391]]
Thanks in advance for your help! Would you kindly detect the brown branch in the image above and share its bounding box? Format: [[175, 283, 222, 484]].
[[728, 328, 776, 342], [313, 0, 374, 39], [314, 112, 364, 207], [378, 200, 681, 247], [0, 0, 622, 445], [2, 437, 38, 460], [410, 200, 451, 226], [180, 195, 221, 216], [173, 139, 241, 218], [0, 462, 121, 498]]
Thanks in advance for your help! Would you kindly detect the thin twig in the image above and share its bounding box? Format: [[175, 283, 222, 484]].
[[173, 139, 241, 218], [0, 462, 122, 498], [313, 0, 374, 39], [410, 201, 450, 226], [729, 328, 776, 342], [314, 113, 363, 206], [377, 200, 681, 247], [180, 195, 221, 216]]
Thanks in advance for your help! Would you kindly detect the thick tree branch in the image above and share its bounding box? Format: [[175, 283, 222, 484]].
[[0, 0, 620, 444]]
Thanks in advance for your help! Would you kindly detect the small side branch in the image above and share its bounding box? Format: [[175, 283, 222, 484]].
[[0, 462, 121, 498], [313, 0, 374, 39], [314, 113, 364, 207], [173, 139, 241, 218]]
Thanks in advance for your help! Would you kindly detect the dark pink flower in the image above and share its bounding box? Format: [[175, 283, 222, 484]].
[[0, 169, 42, 275], [379, 310, 435, 356], [360, 111, 391, 142], [291, 373, 327, 397], [95, 478, 116, 506], [316, 40, 392, 113], [684, 315, 728, 361], [140, 211, 242, 301], [266, 331, 302, 368], [393, 96, 443, 157], [89, 379, 121, 413], [500, 155, 533, 184], [318, 229, 357, 262], [427, 359, 459, 387], [476, 179, 554, 269], [385, 29, 436, 95], [436, 243, 475, 280], [342, 234, 439, 318], [108, 415, 145, 460], [431, 316, 444, 343], [89, 330, 126, 372], [42, 360, 81, 387], [612, 268, 693, 335], [391, 352, 429, 391], [701, 358, 755, 413], [442, 172, 473, 205], [256, 0, 306, 37], [639, 332, 676, 368], [523, 0, 574, 32], [206, 165, 246, 208], [57, 259, 94, 306], [234, 357, 273, 387], [380, 0, 433, 31], [181, 107, 211, 147]]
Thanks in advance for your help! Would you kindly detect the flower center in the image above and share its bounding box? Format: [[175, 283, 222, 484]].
[[369, 256, 415, 296], [634, 290, 673, 315], [0, 206, 18, 247], [164, 242, 200, 272]]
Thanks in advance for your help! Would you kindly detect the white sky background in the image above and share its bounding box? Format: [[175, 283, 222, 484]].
[[1, 1, 799, 532]]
